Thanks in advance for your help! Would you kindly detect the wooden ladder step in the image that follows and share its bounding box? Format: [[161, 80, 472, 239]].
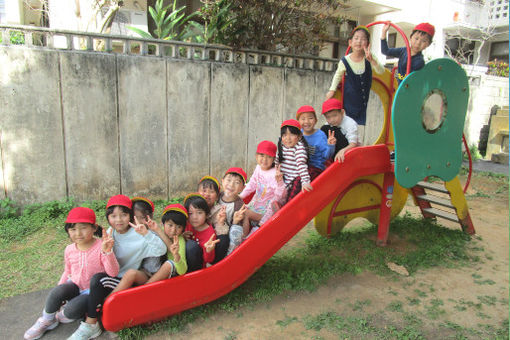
[[416, 194, 455, 208], [423, 207, 459, 222], [416, 181, 449, 194]]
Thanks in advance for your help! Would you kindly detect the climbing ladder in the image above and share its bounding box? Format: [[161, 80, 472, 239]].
[[410, 177, 475, 234]]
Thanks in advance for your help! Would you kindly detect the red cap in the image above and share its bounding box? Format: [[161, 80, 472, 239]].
[[322, 98, 343, 114], [225, 167, 247, 184], [162, 203, 188, 218], [414, 23, 435, 38], [106, 194, 133, 209], [65, 207, 96, 224], [256, 140, 277, 158], [281, 119, 301, 129], [131, 197, 155, 213], [296, 105, 316, 119]]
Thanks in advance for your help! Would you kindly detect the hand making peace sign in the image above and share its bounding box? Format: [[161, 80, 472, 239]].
[[130, 216, 148, 236], [327, 130, 336, 145], [275, 164, 284, 183], [204, 234, 220, 253], [101, 227, 114, 253]]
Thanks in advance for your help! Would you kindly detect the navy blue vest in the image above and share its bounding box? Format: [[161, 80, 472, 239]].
[[341, 56, 372, 125]]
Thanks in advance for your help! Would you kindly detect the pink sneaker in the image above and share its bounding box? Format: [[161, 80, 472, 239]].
[[56, 309, 76, 324], [24, 316, 59, 340]]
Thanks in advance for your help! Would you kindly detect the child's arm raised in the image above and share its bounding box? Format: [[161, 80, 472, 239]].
[[100, 227, 120, 277], [146, 216, 172, 251]]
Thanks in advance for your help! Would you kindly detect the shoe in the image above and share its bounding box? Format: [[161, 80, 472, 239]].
[[24, 316, 59, 340], [67, 321, 102, 340], [56, 309, 76, 324]]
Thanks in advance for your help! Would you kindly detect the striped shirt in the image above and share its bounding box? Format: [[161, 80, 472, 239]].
[[276, 141, 310, 186]]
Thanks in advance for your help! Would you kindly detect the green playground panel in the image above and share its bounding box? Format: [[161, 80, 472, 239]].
[[392, 58, 469, 188]]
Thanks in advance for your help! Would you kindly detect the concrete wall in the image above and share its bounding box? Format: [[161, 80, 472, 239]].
[[464, 74, 510, 147], [1, 46, 354, 204]]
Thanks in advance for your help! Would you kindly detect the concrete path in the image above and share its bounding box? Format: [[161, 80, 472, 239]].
[[1, 288, 111, 339], [1, 160, 507, 340]]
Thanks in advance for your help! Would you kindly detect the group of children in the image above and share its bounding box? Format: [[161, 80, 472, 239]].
[[25, 21, 435, 340]]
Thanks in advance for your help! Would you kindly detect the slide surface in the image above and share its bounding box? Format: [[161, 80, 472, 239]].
[[102, 144, 392, 331]]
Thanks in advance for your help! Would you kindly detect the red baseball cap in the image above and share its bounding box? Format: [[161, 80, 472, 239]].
[[256, 140, 277, 158], [225, 167, 247, 184], [65, 207, 96, 224], [281, 119, 301, 129], [131, 197, 155, 213], [414, 23, 435, 38], [322, 98, 343, 114], [296, 105, 316, 119], [106, 194, 133, 209], [162, 203, 188, 218]]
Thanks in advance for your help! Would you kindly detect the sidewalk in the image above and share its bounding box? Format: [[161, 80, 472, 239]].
[[0, 288, 111, 340], [463, 159, 509, 176]]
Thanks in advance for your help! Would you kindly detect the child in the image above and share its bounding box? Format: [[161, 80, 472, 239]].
[[326, 25, 385, 143], [185, 176, 222, 272], [67, 195, 166, 340], [296, 105, 336, 180], [238, 140, 286, 240], [219, 167, 247, 246], [134, 197, 166, 279], [380, 22, 434, 84], [276, 119, 313, 201], [110, 196, 168, 293], [24, 207, 119, 340], [144, 204, 188, 282], [320, 98, 358, 162], [183, 193, 219, 268]]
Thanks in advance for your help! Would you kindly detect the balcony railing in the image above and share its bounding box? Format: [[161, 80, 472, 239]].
[[0, 25, 338, 72]]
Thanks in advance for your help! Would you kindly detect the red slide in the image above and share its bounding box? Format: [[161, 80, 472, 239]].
[[102, 144, 391, 331]]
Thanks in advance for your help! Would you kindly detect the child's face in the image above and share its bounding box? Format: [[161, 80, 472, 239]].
[[222, 173, 245, 197], [68, 223, 96, 247], [410, 31, 431, 55], [349, 30, 369, 52], [164, 220, 184, 238], [298, 112, 317, 135], [198, 184, 219, 208], [188, 205, 207, 228], [324, 109, 344, 127], [281, 128, 300, 148], [134, 209, 149, 226], [108, 206, 131, 234], [256, 153, 275, 171]]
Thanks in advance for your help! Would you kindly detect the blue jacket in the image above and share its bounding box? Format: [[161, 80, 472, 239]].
[[381, 39, 425, 84]]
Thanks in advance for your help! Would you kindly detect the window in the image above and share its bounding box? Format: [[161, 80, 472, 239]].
[[445, 38, 476, 64], [489, 41, 509, 61]]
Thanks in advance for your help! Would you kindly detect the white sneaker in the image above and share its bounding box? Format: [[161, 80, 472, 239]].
[[24, 317, 59, 340], [67, 321, 102, 340]]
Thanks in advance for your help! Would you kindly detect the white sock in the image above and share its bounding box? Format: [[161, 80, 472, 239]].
[[42, 310, 56, 321]]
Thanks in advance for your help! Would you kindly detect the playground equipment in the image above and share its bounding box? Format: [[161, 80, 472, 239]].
[[101, 22, 475, 331]]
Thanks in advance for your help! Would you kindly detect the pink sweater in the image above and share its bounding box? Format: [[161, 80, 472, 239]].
[[58, 238, 119, 291]]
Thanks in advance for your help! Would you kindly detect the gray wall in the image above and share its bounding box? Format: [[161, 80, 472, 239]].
[[2, 46, 361, 204]]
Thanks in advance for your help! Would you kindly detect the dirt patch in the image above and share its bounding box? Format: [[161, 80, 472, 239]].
[[146, 174, 508, 339]]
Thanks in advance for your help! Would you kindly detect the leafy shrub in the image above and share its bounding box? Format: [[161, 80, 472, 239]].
[[487, 59, 509, 77]]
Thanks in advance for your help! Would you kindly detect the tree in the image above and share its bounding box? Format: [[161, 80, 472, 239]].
[[198, 0, 347, 54]]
